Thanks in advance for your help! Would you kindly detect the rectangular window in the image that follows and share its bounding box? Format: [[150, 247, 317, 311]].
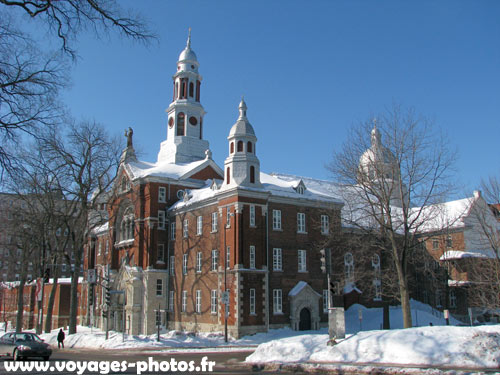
[[273, 248, 282, 271], [183, 219, 189, 238], [272, 210, 282, 230], [169, 256, 175, 275], [226, 246, 230, 269], [196, 252, 202, 273], [158, 187, 166, 202], [297, 213, 306, 233], [298, 249, 307, 272], [211, 250, 219, 271], [323, 289, 329, 312], [273, 289, 282, 314], [321, 215, 329, 235], [98, 242, 102, 256], [169, 291, 174, 311], [211, 212, 218, 232], [250, 288, 256, 315], [449, 290, 457, 308], [249, 246, 256, 269], [211, 290, 218, 314], [170, 222, 176, 240], [182, 291, 187, 312], [197, 216, 203, 235], [226, 207, 232, 227], [432, 238, 439, 250], [156, 279, 163, 296], [196, 290, 201, 313], [157, 244, 165, 262], [183, 254, 188, 275], [105, 241, 109, 255], [446, 235, 453, 249], [249, 205, 256, 227], [158, 211, 166, 230], [373, 279, 382, 301]]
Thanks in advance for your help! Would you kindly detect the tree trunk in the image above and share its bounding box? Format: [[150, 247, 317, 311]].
[[44, 277, 58, 333], [68, 252, 82, 335], [15, 279, 26, 332]]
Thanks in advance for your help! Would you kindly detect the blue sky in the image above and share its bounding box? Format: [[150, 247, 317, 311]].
[[34, 1, 500, 193]]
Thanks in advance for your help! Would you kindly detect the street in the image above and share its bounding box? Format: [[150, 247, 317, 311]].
[[0, 348, 293, 375]]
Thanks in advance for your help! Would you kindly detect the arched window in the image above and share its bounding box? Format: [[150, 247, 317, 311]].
[[119, 207, 134, 243], [250, 166, 255, 183], [226, 167, 231, 184], [189, 82, 194, 97], [344, 252, 354, 283], [177, 113, 185, 136], [230, 142, 234, 154], [237, 141, 243, 152], [196, 80, 201, 102], [247, 141, 253, 153], [181, 79, 187, 98]]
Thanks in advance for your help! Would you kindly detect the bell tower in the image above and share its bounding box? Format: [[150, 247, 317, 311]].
[[157, 29, 210, 164], [223, 98, 261, 188]]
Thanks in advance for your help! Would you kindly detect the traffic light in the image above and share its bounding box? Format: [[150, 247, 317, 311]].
[[89, 285, 94, 305], [43, 268, 50, 283], [320, 249, 330, 274], [105, 288, 111, 306]]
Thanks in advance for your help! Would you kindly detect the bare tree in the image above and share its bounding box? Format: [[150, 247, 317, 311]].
[[0, 16, 66, 177], [38, 120, 121, 334], [327, 104, 456, 328], [0, 0, 155, 59]]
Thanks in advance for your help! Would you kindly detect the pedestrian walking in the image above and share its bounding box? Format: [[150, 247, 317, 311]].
[[57, 328, 65, 349]]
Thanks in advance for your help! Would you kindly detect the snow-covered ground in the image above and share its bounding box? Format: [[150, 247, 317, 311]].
[[33, 300, 499, 370], [246, 301, 500, 369]]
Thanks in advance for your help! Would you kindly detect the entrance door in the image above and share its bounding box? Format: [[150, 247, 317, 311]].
[[299, 307, 311, 330]]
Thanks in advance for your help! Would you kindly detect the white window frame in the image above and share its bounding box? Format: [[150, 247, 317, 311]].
[[249, 205, 256, 227], [250, 288, 256, 315], [195, 290, 201, 313], [446, 235, 453, 249], [273, 248, 282, 271], [298, 249, 307, 272], [156, 279, 163, 296], [197, 216, 203, 235], [449, 289, 457, 308], [158, 211, 166, 230], [170, 221, 176, 240], [432, 238, 439, 250], [373, 279, 382, 301], [183, 219, 189, 238], [273, 289, 282, 314], [169, 290, 174, 311], [344, 252, 354, 282], [98, 242, 102, 256], [157, 243, 165, 262], [196, 252, 202, 273], [211, 290, 218, 314], [272, 210, 282, 230], [182, 254, 188, 275], [182, 291, 187, 312], [249, 246, 256, 269], [211, 212, 218, 232], [323, 289, 329, 312], [169, 256, 175, 275], [297, 212, 306, 233], [158, 186, 166, 203], [321, 215, 329, 235], [211, 250, 218, 271], [226, 207, 232, 227]]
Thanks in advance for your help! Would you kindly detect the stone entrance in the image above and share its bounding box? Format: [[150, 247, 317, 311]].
[[288, 281, 321, 331], [299, 307, 311, 330]]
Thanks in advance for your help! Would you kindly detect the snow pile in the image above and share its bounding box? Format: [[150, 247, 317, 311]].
[[246, 326, 500, 369]]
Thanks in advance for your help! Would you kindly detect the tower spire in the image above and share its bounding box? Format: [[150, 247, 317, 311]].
[[187, 27, 192, 49]]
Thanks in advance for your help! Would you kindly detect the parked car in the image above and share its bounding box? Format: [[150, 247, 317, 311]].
[[0, 332, 52, 360]]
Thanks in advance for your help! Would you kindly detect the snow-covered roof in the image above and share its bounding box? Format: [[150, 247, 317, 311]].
[[288, 281, 308, 297], [125, 158, 220, 182], [170, 172, 344, 211], [92, 222, 109, 235], [440, 249, 496, 261]]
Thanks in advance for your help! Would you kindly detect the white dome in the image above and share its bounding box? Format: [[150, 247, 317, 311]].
[[359, 125, 397, 180], [178, 47, 198, 63], [228, 98, 256, 138]]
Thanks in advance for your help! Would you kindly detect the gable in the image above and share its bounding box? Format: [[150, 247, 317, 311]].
[[189, 165, 223, 181]]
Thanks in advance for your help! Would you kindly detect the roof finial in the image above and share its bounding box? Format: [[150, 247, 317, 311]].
[[372, 117, 377, 129], [238, 96, 247, 119], [187, 27, 192, 49]]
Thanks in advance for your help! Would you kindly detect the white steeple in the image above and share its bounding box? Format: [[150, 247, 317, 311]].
[[157, 29, 209, 164], [223, 98, 261, 188]]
